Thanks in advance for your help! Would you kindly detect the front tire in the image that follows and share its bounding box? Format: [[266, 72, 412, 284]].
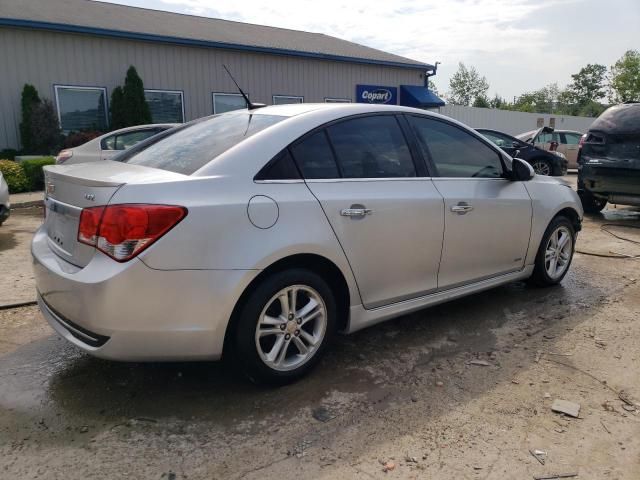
[[531, 158, 552, 176], [529, 216, 576, 287], [233, 269, 336, 385]]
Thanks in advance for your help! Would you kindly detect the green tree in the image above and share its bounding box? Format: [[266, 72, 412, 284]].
[[110, 86, 126, 130], [19, 84, 41, 153], [512, 84, 560, 114], [609, 50, 640, 103], [447, 63, 489, 106], [567, 64, 607, 105], [122, 66, 151, 126], [29, 99, 62, 154], [472, 95, 490, 108], [489, 94, 507, 109]]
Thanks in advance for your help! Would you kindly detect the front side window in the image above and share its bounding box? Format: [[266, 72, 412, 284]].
[[212, 93, 247, 114], [326, 115, 416, 178], [538, 132, 560, 144], [409, 116, 503, 178], [145, 90, 184, 123], [125, 112, 284, 175], [273, 95, 303, 105], [54, 85, 108, 132], [290, 130, 340, 179]]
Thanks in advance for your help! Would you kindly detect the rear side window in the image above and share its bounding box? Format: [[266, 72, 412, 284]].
[[290, 131, 340, 179], [562, 132, 582, 145], [409, 116, 503, 178], [326, 116, 416, 178], [255, 150, 301, 180], [125, 113, 285, 174], [481, 131, 509, 148]]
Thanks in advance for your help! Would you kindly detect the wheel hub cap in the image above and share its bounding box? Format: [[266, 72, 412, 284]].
[[255, 285, 327, 372], [544, 226, 573, 280]]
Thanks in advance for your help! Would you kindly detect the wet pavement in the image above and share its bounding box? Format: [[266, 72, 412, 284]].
[[1, 181, 640, 479]]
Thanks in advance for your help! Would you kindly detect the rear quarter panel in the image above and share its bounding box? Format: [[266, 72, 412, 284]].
[[109, 176, 362, 306]]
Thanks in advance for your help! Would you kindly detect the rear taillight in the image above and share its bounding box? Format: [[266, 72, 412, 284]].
[[78, 204, 187, 262], [56, 150, 73, 164], [578, 134, 587, 149]]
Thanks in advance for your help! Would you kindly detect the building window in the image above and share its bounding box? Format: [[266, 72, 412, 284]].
[[273, 95, 303, 105], [212, 93, 247, 114], [145, 90, 184, 123], [54, 85, 108, 132], [325, 98, 351, 103]]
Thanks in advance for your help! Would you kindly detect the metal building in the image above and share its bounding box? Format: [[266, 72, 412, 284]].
[[0, 0, 443, 150]]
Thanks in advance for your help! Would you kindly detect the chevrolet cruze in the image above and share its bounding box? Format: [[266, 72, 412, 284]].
[[32, 104, 583, 383]]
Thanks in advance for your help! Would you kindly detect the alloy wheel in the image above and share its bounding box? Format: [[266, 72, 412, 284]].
[[532, 160, 551, 176], [544, 226, 573, 280], [255, 285, 327, 372]]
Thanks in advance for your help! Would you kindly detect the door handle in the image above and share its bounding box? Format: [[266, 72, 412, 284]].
[[340, 207, 372, 217], [451, 202, 473, 215]]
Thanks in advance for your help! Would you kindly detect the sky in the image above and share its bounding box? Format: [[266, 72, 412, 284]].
[[101, 0, 639, 100]]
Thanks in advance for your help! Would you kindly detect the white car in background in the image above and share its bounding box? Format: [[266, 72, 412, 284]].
[[56, 124, 177, 165], [0, 171, 9, 226]]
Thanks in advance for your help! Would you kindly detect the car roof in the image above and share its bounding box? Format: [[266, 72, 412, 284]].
[[248, 103, 441, 118]]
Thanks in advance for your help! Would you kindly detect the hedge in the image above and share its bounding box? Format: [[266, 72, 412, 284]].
[[0, 159, 29, 194], [21, 156, 55, 191]]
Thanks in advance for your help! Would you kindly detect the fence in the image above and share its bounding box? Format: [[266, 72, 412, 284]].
[[436, 105, 595, 136]]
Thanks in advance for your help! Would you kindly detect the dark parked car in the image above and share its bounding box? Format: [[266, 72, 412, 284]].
[[477, 128, 568, 176], [578, 103, 640, 213]]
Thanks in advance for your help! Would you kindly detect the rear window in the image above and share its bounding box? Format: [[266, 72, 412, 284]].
[[590, 104, 640, 135], [125, 112, 285, 174]]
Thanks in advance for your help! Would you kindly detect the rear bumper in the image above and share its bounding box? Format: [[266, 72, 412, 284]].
[[578, 165, 640, 204], [32, 226, 259, 361]]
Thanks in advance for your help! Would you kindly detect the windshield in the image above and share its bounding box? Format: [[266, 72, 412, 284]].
[[124, 112, 285, 174]]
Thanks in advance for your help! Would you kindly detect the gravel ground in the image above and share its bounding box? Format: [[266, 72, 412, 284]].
[[1, 179, 639, 479]]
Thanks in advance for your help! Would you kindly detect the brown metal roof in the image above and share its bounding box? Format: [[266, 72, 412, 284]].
[[0, 0, 431, 69]]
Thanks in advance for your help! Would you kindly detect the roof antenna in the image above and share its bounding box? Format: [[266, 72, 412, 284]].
[[223, 65, 265, 110]]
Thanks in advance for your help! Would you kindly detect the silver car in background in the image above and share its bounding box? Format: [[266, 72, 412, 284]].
[[55, 124, 177, 164], [32, 104, 583, 383], [0, 171, 9, 226]]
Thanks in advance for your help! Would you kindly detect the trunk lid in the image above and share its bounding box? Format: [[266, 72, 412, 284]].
[[43, 161, 186, 267]]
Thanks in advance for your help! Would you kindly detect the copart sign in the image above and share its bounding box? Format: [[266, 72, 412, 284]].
[[356, 85, 398, 104]]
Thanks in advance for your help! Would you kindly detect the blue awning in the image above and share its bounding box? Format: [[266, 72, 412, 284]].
[[400, 85, 445, 108]]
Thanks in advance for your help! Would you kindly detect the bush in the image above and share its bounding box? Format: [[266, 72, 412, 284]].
[[62, 130, 104, 149], [21, 157, 55, 191], [0, 149, 19, 160], [0, 159, 29, 194]]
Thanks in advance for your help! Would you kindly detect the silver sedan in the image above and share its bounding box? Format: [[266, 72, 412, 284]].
[[32, 104, 583, 383]]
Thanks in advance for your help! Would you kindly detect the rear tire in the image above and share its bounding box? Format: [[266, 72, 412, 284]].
[[529, 216, 576, 287], [233, 268, 336, 385], [579, 191, 607, 213]]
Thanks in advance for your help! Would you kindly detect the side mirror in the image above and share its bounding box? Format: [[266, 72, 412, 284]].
[[511, 158, 534, 181]]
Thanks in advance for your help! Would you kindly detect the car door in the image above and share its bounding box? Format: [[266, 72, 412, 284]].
[[560, 132, 581, 168], [291, 114, 445, 309], [407, 115, 532, 289]]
